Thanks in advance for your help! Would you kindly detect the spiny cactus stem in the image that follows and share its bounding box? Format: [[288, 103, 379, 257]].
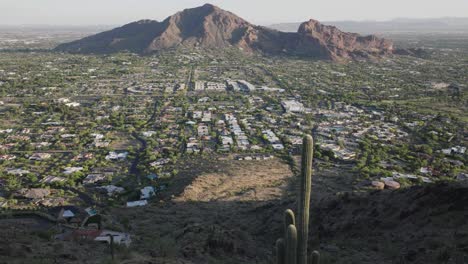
[[286, 224, 298, 264], [276, 238, 286, 264], [298, 135, 313, 264]]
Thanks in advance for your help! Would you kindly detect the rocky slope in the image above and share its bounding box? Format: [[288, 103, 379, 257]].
[[1, 155, 466, 263], [55, 4, 394, 61], [312, 182, 468, 263]]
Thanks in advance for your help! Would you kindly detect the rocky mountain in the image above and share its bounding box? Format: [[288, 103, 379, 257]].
[[270, 17, 468, 34], [55, 4, 394, 61]]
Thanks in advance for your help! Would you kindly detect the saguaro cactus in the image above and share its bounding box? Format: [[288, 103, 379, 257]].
[[276, 238, 286, 264], [297, 135, 313, 264], [310, 251, 320, 264], [286, 225, 298, 264], [274, 135, 316, 264]]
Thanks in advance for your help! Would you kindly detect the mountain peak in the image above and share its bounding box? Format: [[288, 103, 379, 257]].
[[176, 3, 226, 18], [55, 5, 394, 61], [298, 19, 340, 34], [200, 3, 219, 10]]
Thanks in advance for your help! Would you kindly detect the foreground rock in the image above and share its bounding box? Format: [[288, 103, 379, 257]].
[[384, 180, 401, 190], [371, 181, 385, 190]]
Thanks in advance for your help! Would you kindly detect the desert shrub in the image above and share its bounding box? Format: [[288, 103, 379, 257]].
[[32, 229, 54, 241]]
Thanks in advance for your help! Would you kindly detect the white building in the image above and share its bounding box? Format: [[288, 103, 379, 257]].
[[281, 100, 305, 113], [194, 81, 205, 91]]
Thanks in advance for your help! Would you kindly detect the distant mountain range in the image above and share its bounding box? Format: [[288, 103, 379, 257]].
[[55, 4, 394, 62], [269, 17, 468, 34]]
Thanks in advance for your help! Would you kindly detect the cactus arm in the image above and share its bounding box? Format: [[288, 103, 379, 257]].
[[310, 250, 320, 264], [276, 238, 286, 264], [286, 224, 298, 264], [284, 209, 296, 236]]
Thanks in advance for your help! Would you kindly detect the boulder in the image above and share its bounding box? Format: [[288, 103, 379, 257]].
[[371, 181, 385, 190], [384, 180, 401, 190]]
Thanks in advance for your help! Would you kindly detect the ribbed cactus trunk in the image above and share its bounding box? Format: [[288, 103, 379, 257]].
[[286, 225, 298, 264], [276, 238, 286, 264], [310, 251, 320, 264], [297, 135, 313, 264]]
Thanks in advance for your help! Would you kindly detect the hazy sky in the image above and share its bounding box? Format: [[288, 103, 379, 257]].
[[1, 0, 468, 26]]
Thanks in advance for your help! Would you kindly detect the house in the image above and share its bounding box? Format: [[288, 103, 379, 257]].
[[193, 111, 203, 119], [205, 82, 227, 91], [287, 136, 303, 145], [105, 151, 128, 161], [94, 230, 132, 246], [62, 210, 75, 218], [150, 158, 170, 168], [7, 168, 30, 175], [63, 167, 83, 174], [272, 144, 285, 150], [31, 142, 52, 149], [198, 97, 210, 103], [281, 100, 304, 113], [220, 136, 234, 146], [57, 98, 71, 103], [0, 154, 16, 160], [142, 131, 157, 137], [126, 200, 148, 207], [84, 174, 107, 185], [41, 176, 66, 184], [61, 229, 131, 246], [65, 102, 80, 107], [17, 188, 51, 199], [98, 185, 125, 196], [85, 207, 98, 216], [186, 138, 201, 153], [60, 134, 77, 139], [198, 125, 209, 137], [140, 186, 156, 199], [194, 81, 205, 91], [202, 111, 212, 122], [392, 172, 418, 180], [420, 167, 432, 175], [29, 153, 52, 161]]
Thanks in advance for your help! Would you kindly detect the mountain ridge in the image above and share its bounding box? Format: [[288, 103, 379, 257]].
[[55, 3, 394, 61], [269, 17, 468, 34]]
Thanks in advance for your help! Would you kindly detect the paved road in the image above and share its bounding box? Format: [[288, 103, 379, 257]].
[[129, 99, 170, 186]]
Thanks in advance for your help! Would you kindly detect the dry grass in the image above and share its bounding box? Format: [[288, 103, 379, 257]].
[[175, 158, 292, 202]]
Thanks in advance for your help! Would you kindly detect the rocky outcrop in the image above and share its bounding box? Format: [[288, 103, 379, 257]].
[[294, 19, 394, 60]]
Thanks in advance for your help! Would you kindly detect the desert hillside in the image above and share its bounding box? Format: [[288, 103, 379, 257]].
[[1, 156, 467, 263]]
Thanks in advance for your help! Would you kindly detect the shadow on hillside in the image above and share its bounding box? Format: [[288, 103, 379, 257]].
[[2, 154, 467, 264], [117, 179, 468, 264]]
